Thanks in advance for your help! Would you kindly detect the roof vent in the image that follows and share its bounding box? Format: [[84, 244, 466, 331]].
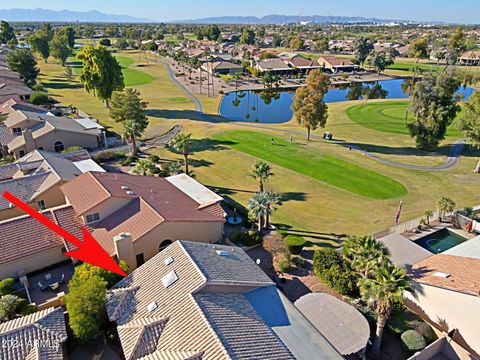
[[161, 271, 178, 288], [433, 272, 451, 279], [8, 203, 14, 209], [165, 256, 174, 266], [216, 250, 230, 257], [126, 191, 136, 196], [147, 301, 158, 312], [121, 185, 130, 190]]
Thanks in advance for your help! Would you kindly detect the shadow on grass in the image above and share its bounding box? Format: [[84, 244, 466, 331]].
[[206, 185, 255, 196], [44, 82, 83, 90], [146, 109, 230, 123], [190, 158, 214, 169], [189, 138, 237, 153]]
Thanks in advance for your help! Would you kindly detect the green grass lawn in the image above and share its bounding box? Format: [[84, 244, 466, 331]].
[[346, 101, 462, 137], [212, 130, 407, 199]]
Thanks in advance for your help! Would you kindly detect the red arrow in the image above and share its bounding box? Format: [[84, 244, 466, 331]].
[[3, 191, 127, 277]]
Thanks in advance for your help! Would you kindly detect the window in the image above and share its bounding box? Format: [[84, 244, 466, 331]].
[[54, 141, 64, 153], [12, 128, 22, 135], [38, 147, 44, 150], [159, 240, 173, 252], [19, 150, 25, 157], [136, 253, 145, 267], [37, 200, 46, 210], [85, 213, 100, 224]]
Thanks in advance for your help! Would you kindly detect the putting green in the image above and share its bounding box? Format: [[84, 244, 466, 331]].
[[346, 101, 462, 137], [213, 130, 407, 199], [115, 56, 155, 87]]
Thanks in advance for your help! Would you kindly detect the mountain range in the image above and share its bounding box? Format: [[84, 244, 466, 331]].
[[173, 14, 418, 25], [0, 8, 152, 23]]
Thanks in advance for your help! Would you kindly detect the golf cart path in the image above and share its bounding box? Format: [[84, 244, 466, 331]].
[[163, 60, 464, 172]]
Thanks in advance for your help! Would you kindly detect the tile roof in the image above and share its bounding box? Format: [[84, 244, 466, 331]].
[[410, 254, 480, 296], [0, 172, 50, 211], [0, 205, 85, 265], [0, 124, 15, 146], [0, 307, 67, 360], [318, 56, 357, 67], [61, 172, 225, 222], [257, 58, 291, 71], [105, 241, 340, 360]]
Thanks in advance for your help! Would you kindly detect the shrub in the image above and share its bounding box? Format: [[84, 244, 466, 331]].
[[291, 256, 304, 268], [278, 258, 291, 274], [148, 154, 160, 164], [227, 230, 262, 247], [32, 84, 45, 92], [0, 278, 15, 296], [412, 321, 436, 343], [30, 91, 50, 105], [387, 310, 420, 335], [284, 235, 306, 255], [115, 150, 126, 159], [149, 165, 161, 175], [401, 330, 426, 353], [121, 156, 137, 166], [61, 146, 83, 154], [313, 248, 359, 296], [20, 304, 38, 316]]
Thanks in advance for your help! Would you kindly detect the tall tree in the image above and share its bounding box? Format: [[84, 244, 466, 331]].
[[447, 27, 467, 66], [27, 30, 51, 62], [353, 37, 374, 67], [240, 29, 256, 45], [109, 88, 149, 155], [249, 161, 274, 192], [360, 263, 412, 359], [78, 46, 124, 107], [248, 192, 269, 232], [169, 133, 192, 175], [459, 91, 480, 172], [292, 69, 330, 140], [49, 32, 71, 66], [6, 49, 39, 86], [264, 190, 282, 229], [410, 38, 429, 64], [368, 51, 395, 74], [0, 21, 17, 45], [408, 70, 461, 150], [59, 26, 76, 48], [437, 196, 456, 221]]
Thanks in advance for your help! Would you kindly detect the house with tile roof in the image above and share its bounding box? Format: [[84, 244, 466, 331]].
[[406, 254, 480, 357], [201, 60, 243, 75], [256, 58, 293, 75], [0, 149, 103, 221], [60, 172, 226, 270], [0, 307, 67, 360], [105, 241, 342, 360], [318, 56, 360, 73], [1, 105, 106, 159]]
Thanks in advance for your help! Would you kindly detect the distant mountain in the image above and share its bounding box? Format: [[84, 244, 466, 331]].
[[174, 14, 418, 25], [0, 8, 153, 23]]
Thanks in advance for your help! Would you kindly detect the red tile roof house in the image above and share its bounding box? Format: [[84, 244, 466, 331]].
[[317, 56, 360, 73]]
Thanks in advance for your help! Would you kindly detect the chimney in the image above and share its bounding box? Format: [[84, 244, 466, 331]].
[[22, 130, 36, 153], [113, 232, 135, 269]]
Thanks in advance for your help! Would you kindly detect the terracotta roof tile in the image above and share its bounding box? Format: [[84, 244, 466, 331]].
[[410, 254, 480, 296]]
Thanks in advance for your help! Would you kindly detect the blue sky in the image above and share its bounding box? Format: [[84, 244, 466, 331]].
[[3, 0, 478, 23]]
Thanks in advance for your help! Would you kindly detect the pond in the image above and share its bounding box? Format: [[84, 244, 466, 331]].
[[219, 79, 475, 123]]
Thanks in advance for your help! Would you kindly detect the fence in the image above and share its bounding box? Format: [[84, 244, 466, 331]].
[[374, 211, 441, 239]]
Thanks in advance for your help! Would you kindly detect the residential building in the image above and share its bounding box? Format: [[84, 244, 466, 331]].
[[0, 149, 103, 221], [0, 307, 67, 360], [318, 56, 360, 73], [406, 254, 480, 357], [1, 105, 106, 158], [105, 241, 342, 360], [287, 55, 322, 73], [256, 58, 293, 75], [60, 172, 226, 269], [459, 51, 480, 66], [201, 60, 243, 75]]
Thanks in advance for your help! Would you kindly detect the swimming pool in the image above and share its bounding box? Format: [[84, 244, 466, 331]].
[[414, 228, 468, 254]]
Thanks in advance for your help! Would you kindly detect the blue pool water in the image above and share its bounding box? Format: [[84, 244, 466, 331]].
[[219, 79, 475, 123], [414, 228, 468, 254]]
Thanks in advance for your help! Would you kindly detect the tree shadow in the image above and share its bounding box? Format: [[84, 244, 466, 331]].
[[190, 158, 214, 168], [206, 185, 255, 196], [189, 138, 237, 153], [145, 109, 230, 123], [44, 82, 83, 90], [280, 192, 307, 202]]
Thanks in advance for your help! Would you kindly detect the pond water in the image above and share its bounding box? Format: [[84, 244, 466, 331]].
[[219, 79, 475, 123]]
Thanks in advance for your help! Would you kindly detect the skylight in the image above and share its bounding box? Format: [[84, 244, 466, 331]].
[[164, 257, 174, 266], [216, 250, 230, 257], [147, 302, 158, 312], [161, 271, 178, 288], [433, 272, 451, 279]]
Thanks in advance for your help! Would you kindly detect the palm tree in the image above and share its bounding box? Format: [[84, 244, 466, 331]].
[[0, 294, 24, 321], [247, 192, 269, 232], [264, 191, 282, 229], [249, 161, 274, 192], [123, 120, 144, 156], [437, 196, 456, 221], [342, 235, 391, 278], [169, 133, 192, 175], [232, 72, 244, 89], [133, 159, 152, 176], [424, 209, 434, 226], [359, 263, 412, 359], [167, 161, 183, 175]]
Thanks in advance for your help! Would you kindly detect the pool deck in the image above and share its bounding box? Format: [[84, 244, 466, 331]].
[[402, 223, 474, 242]]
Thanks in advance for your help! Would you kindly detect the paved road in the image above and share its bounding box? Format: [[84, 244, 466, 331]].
[[162, 60, 465, 172]]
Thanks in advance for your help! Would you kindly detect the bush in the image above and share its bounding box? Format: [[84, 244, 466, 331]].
[[32, 84, 44, 92], [115, 150, 126, 159], [149, 165, 161, 175], [148, 154, 160, 164], [313, 249, 359, 296], [0, 278, 15, 296], [387, 310, 420, 335], [412, 321, 436, 343], [20, 304, 38, 316], [401, 330, 426, 353], [61, 146, 83, 154], [30, 91, 50, 105], [121, 156, 137, 166], [227, 230, 262, 247], [291, 256, 304, 268], [284, 235, 306, 255]]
